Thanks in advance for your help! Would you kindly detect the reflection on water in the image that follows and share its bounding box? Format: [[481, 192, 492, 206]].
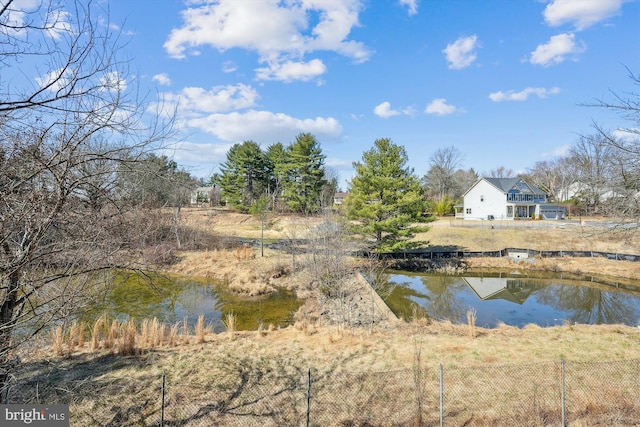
[[83, 272, 302, 332], [382, 271, 640, 328]]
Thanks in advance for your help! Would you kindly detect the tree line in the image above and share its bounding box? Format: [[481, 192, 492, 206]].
[[213, 134, 337, 214]]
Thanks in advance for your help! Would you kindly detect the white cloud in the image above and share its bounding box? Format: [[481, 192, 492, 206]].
[[325, 157, 354, 170], [185, 110, 343, 143], [489, 87, 561, 102], [425, 98, 458, 116], [255, 59, 327, 82], [163, 0, 370, 82], [4, 0, 70, 39], [152, 73, 172, 86], [373, 102, 401, 118], [163, 141, 233, 166], [529, 33, 586, 66], [612, 128, 640, 142], [373, 102, 415, 118], [545, 144, 572, 157], [544, 0, 626, 30], [45, 9, 72, 40], [443, 35, 479, 70], [162, 84, 259, 115], [35, 68, 70, 92], [222, 61, 238, 73], [400, 0, 419, 16]]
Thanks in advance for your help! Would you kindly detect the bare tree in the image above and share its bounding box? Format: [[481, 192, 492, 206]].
[[0, 0, 173, 401], [488, 166, 515, 178], [320, 166, 339, 209], [422, 146, 464, 201], [450, 168, 478, 200], [567, 133, 615, 214], [586, 68, 640, 227]]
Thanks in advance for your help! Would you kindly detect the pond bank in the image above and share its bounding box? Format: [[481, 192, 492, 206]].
[[385, 254, 640, 282]]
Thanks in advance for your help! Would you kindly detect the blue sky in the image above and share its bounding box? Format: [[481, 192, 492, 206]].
[[107, 0, 640, 188]]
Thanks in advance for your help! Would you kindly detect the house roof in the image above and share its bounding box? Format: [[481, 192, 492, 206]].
[[193, 186, 214, 192], [464, 177, 547, 197], [463, 277, 535, 305]]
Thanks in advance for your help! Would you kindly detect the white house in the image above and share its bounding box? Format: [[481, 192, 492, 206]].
[[190, 186, 216, 206], [455, 177, 565, 220], [333, 192, 348, 205]]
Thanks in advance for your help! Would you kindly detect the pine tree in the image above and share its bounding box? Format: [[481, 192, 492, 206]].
[[282, 133, 327, 213], [219, 141, 267, 211], [345, 138, 432, 251], [265, 142, 287, 211]]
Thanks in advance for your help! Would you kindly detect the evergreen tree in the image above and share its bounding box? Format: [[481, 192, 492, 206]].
[[282, 133, 327, 213], [265, 142, 287, 211], [219, 141, 267, 211], [345, 138, 431, 252]]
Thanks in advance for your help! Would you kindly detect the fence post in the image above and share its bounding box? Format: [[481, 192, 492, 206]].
[[439, 364, 444, 427], [161, 371, 166, 427], [306, 368, 311, 427], [561, 359, 566, 427]]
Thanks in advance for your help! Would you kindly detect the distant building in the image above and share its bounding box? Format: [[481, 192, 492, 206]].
[[333, 192, 348, 205], [190, 186, 217, 206], [455, 177, 565, 220]]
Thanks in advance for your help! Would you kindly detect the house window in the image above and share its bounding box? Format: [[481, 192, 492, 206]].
[[466, 208, 472, 214], [507, 206, 513, 217], [480, 195, 484, 202]]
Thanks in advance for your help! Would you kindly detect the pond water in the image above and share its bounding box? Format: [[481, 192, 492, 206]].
[[83, 272, 303, 332], [382, 271, 640, 328]]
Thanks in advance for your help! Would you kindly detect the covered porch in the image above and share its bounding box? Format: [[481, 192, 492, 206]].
[[509, 203, 536, 219], [454, 204, 464, 219]]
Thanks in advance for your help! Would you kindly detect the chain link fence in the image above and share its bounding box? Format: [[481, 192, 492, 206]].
[[7, 358, 639, 426]]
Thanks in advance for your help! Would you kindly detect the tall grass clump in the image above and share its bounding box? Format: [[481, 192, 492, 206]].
[[151, 317, 161, 347], [67, 321, 79, 354], [182, 317, 190, 344], [77, 321, 86, 348], [467, 307, 477, 338], [120, 319, 137, 356], [51, 325, 64, 356], [90, 314, 107, 351], [196, 314, 206, 343], [141, 318, 163, 348], [168, 324, 179, 347], [106, 319, 119, 352], [223, 312, 236, 337]]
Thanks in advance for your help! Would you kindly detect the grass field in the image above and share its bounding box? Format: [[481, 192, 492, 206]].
[[11, 208, 640, 426]]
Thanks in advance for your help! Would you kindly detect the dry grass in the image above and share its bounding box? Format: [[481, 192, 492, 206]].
[[90, 314, 105, 352], [222, 312, 236, 337], [422, 218, 640, 254], [27, 319, 640, 425], [121, 319, 137, 356], [195, 314, 206, 343], [41, 318, 640, 372], [51, 325, 64, 356], [466, 307, 477, 338], [47, 315, 221, 357]]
